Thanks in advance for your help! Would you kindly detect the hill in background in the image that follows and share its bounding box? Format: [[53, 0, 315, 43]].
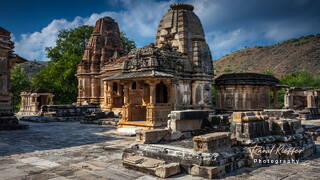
[[214, 34, 320, 78], [19, 61, 46, 78]]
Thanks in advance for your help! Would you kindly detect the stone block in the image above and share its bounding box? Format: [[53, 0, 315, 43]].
[[190, 165, 225, 179], [167, 110, 214, 132], [168, 118, 202, 132], [208, 114, 230, 126], [270, 119, 302, 135], [155, 163, 180, 178], [168, 110, 215, 121], [122, 154, 181, 178], [136, 129, 170, 144], [264, 109, 298, 119], [231, 120, 270, 139], [193, 132, 231, 153], [232, 111, 268, 123]]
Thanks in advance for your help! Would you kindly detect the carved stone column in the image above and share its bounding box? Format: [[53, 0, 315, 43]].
[[123, 83, 129, 105], [149, 82, 156, 105]]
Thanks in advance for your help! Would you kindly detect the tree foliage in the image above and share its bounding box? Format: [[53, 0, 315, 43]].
[[10, 65, 31, 111], [280, 71, 320, 88], [120, 32, 136, 53], [32, 25, 94, 104]]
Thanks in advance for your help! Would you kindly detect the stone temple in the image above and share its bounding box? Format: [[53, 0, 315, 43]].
[[0, 27, 28, 130], [76, 3, 213, 129], [215, 73, 281, 112]]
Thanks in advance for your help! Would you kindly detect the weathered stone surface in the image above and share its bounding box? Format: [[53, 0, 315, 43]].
[[0, 27, 28, 130], [208, 113, 230, 126], [80, 111, 116, 124], [18, 90, 54, 116], [264, 109, 298, 119], [0, 121, 319, 179], [167, 110, 215, 132], [190, 165, 225, 179], [156, 3, 213, 76], [76, 3, 214, 130], [136, 129, 170, 144], [77, 17, 125, 105], [154, 163, 180, 178], [193, 132, 231, 153], [284, 87, 320, 120], [269, 119, 303, 135], [122, 154, 180, 178], [215, 73, 280, 111], [231, 111, 268, 123]]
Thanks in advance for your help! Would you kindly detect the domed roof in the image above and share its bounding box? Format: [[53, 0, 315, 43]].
[[215, 73, 280, 86]]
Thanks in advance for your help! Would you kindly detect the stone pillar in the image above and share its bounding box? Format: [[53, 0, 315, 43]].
[[284, 89, 293, 109], [123, 84, 129, 105], [307, 95, 315, 108], [149, 82, 156, 105], [103, 81, 108, 104]]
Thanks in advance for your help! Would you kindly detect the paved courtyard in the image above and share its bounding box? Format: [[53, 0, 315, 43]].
[[0, 121, 319, 180]]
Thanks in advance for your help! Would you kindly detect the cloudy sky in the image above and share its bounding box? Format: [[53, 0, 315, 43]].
[[1, 0, 320, 61]]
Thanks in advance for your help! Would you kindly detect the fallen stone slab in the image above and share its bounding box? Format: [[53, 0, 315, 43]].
[[122, 155, 181, 178]]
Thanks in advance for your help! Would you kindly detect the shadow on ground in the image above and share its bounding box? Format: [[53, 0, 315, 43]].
[[0, 121, 122, 156]]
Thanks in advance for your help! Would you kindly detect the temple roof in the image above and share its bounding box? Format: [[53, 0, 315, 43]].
[[103, 70, 174, 80], [215, 73, 280, 86]]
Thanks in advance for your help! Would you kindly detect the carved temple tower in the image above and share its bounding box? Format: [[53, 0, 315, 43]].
[[77, 4, 214, 129], [77, 17, 125, 105], [155, 3, 214, 107]]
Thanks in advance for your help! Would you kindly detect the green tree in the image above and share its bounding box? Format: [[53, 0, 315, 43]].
[[32, 25, 94, 104], [10, 65, 31, 111], [120, 32, 136, 53], [32, 25, 136, 104], [280, 71, 320, 88]]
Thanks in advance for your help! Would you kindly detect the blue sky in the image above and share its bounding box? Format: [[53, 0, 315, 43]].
[[2, 0, 320, 61]]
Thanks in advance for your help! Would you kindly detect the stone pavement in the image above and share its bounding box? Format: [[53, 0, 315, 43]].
[[0, 122, 319, 180]]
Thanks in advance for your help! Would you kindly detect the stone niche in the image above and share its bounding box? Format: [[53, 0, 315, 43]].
[[18, 90, 54, 116], [215, 73, 281, 112], [0, 27, 28, 130]]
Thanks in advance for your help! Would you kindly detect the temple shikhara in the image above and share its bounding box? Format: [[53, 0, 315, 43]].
[[76, 4, 213, 129]]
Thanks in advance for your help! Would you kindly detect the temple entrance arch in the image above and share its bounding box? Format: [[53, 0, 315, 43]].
[[127, 80, 146, 122], [156, 82, 168, 103]]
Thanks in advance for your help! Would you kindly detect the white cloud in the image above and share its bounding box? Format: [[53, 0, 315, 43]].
[[14, 0, 172, 61], [13, 0, 320, 61]]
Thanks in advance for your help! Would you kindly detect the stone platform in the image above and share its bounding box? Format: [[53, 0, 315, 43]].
[[0, 122, 320, 179]]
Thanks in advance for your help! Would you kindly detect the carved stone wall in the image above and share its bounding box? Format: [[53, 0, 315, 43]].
[[155, 3, 213, 75], [77, 3, 214, 129], [76, 17, 125, 105], [0, 27, 27, 129], [215, 73, 280, 111]]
